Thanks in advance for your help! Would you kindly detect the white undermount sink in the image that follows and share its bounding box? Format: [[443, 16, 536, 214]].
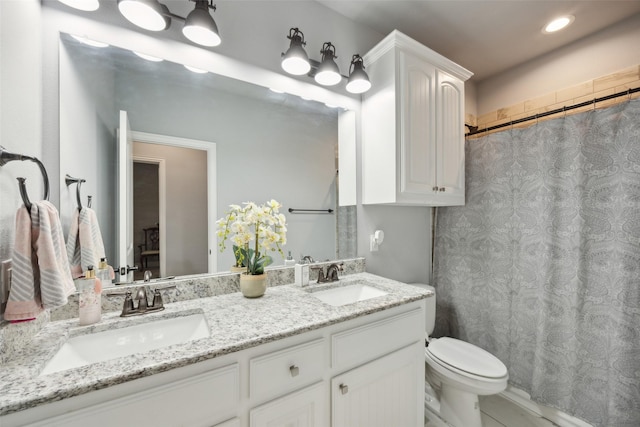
[[310, 282, 388, 307], [40, 313, 210, 376]]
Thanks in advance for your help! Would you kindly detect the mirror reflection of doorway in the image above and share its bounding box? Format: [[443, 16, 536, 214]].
[[133, 160, 160, 281], [133, 141, 209, 279]]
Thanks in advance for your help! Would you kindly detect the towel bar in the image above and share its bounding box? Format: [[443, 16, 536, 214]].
[[0, 145, 50, 211]]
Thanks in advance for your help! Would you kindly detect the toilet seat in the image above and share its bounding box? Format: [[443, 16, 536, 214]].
[[426, 337, 507, 379]]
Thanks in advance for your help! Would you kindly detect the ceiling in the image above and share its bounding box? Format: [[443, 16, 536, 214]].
[[317, 1, 640, 82]]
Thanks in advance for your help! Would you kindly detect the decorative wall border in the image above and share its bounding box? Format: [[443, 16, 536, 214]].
[[466, 64, 640, 137]]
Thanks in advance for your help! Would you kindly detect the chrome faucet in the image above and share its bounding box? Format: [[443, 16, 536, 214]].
[[310, 265, 326, 283], [106, 284, 176, 317], [143, 270, 153, 282], [310, 263, 344, 284], [325, 263, 344, 281], [301, 255, 315, 264]]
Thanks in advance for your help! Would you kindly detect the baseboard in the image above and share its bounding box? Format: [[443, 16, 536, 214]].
[[500, 386, 593, 427]]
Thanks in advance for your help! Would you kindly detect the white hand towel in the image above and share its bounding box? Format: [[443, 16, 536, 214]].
[[4, 201, 75, 321], [66, 207, 107, 279]]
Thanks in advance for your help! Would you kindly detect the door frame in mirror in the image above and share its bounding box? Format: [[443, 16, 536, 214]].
[[130, 131, 217, 275]]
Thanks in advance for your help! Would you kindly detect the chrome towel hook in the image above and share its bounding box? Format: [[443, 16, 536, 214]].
[[65, 174, 86, 211]]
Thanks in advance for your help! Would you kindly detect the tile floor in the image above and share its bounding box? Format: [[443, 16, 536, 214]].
[[425, 394, 560, 427]]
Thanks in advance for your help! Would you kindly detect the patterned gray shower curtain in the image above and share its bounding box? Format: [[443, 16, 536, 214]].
[[433, 98, 640, 427]]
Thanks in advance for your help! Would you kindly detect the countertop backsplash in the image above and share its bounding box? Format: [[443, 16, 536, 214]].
[[0, 257, 365, 363]]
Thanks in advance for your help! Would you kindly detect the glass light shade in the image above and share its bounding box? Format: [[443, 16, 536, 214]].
[[58, 0, 99, 11], [281, 42, 310, 75], [184, 64, 208, 74], [315, 58, 341, 86], [182, 5, 221, 47], [346, 63, 371, 94], [71, 35, 109, 48], [117, 0, 170, 31], [133, 51, 163, 62]]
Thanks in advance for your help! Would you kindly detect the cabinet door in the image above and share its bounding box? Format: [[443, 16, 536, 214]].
[[250, 382, 327, 427], [28, 364, 240, 427], [399, 51, 437, 198], [435, 70, 465, 204], [332, 343, 423, 427]]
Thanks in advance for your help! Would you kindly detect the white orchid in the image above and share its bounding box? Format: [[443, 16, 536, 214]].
[[217, 200, 288, 275]]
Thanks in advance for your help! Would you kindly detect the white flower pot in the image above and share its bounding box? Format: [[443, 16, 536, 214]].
[[240, 273, 267, 298]]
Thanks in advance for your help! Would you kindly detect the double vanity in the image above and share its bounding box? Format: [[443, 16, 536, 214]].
[[0, 269, 430, 427]]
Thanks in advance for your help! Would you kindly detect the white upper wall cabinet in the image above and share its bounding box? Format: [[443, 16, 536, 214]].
[[362, 31, 473, 206]]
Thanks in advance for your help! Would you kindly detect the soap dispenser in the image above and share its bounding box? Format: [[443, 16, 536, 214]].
[[96, 257, 113, 288], [284, 251, 296, 266], [78, 265, 102, 326]]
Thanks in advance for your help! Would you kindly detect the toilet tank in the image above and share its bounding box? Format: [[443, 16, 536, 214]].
[[410, 283, 436, 336]]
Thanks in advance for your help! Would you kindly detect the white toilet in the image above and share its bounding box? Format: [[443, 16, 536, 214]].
[[413, 284, 509, 427]]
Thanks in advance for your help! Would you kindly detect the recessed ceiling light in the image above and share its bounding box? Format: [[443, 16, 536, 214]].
[[542, 15, 575, 34]]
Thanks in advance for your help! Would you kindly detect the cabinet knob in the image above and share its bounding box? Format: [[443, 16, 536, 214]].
[[289, 365, 299, 377], [432, 186, 439, 192], [339, 383, 349, 395], [439, 187, 446, 192]]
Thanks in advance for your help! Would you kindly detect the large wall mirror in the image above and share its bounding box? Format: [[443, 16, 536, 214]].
[[59, 32, 357, 281]]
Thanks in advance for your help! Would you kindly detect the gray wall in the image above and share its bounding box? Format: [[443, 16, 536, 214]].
[[59, 37, 117, 264], [0, 1, 43, 263]]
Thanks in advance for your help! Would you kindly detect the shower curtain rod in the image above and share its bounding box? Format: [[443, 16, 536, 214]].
[[466, 87, 640, 137]]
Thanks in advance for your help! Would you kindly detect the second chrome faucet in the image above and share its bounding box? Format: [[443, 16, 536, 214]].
[[311, 263, 344, 284]]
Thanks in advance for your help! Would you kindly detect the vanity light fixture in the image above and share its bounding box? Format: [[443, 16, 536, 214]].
[[542, 15, 575, 34], [281, 28, 311, 75], [117, 0, 221, 47], [182, 0, 221, 47], [58, 0, 99, 11], [315, 43, 341, 86], [345, 54, 371, 94], [117, 0, 170, 31], [281, 27, 371, 94]]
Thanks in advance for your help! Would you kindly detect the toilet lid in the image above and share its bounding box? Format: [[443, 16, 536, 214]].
[[427, 337, 507, 379]]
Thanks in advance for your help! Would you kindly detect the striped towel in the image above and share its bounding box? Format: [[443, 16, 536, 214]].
[[4, 201, 75, 321], [66, 207, 107, 279]]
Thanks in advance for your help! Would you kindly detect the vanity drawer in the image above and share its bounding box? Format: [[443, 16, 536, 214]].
[[250, 338, 326, 402], [332, 307, 423, 371]]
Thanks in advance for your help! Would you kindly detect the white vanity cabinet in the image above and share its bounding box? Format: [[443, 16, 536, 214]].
[[362, 30, 473, 206], [330, 306, 425, 426], [4, 300, 425, 427]]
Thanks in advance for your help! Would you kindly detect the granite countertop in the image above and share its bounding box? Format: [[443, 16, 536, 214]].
[[0, 273, 430, 416]]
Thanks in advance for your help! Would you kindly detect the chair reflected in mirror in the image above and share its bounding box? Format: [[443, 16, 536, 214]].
[[138, 226, 160, 274]]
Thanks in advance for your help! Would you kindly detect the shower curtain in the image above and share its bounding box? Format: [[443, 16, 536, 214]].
[[433, 98, 640, 427]]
